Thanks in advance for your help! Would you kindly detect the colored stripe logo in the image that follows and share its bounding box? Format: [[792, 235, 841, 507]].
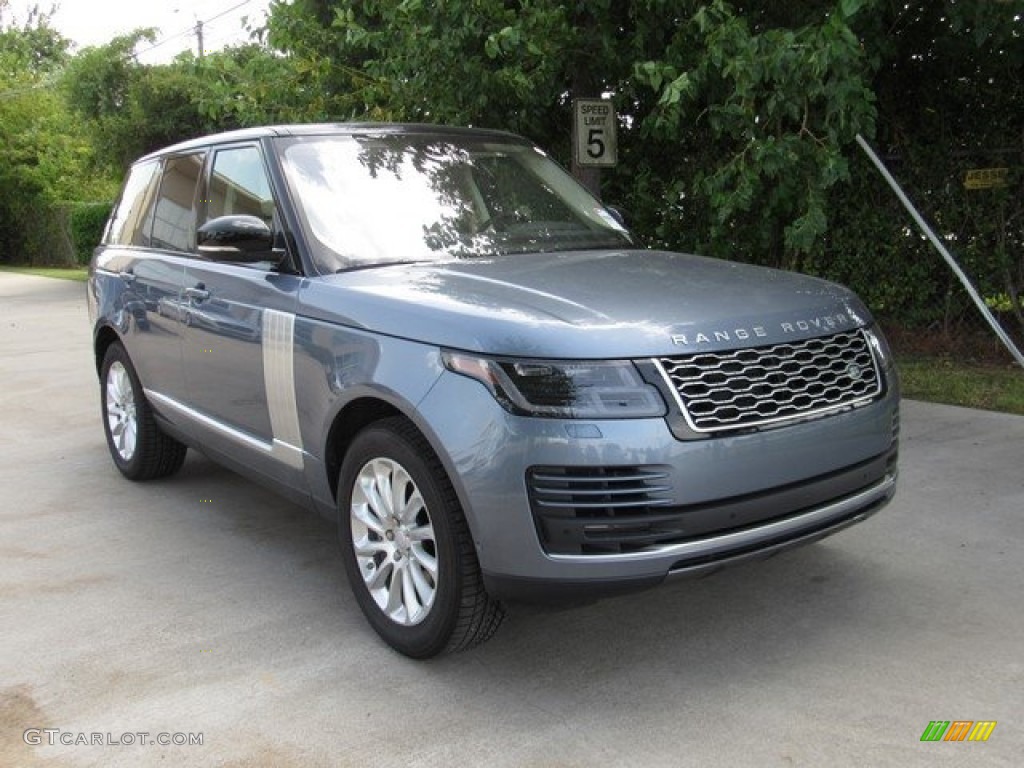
[[920, 721, 997, 742]]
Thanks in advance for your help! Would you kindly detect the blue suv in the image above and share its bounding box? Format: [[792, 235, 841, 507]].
[[88, 124, 899, 657]]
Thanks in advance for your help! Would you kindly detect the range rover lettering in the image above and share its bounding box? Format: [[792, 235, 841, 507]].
[[87, 124, 899, 658]]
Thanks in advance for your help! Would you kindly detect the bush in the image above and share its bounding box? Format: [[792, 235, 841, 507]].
[[68, 201, 112, 264], [0, 201, 109, 266]]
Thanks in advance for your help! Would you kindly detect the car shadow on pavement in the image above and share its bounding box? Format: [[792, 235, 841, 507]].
[[162, 451, 895, 685]]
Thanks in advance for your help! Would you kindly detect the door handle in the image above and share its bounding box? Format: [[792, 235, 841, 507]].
[[185, 285, 210, 302], [118, 270, 136, 284]]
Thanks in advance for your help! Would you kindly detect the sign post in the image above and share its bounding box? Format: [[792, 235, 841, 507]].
[[572, 98, 617, 199]]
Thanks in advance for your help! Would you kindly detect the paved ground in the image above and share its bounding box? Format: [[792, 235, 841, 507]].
[[1, 271, 1021, 767]]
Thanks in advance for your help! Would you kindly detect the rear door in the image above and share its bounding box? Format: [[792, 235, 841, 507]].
[[180, 142, 306, 481], [98, 154, 204, 405]]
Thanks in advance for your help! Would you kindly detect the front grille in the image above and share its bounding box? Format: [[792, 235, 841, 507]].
[[656, 330, 882, 433]]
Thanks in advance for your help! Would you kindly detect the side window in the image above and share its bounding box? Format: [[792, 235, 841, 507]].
[[151, 153, 205, 252], [206, 146, 275, 227], [105, 160, 159, 246]]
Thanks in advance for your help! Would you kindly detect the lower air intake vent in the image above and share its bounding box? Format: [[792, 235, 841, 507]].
[[528, 465, 674, 555]]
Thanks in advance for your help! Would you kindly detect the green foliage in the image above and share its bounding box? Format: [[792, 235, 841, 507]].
[[68, 202, 113, 264], [61, 33, 217, 171], [635, 0, 878, 266], [0, 5, 90, 264], [257, 1, 1024, 337], [61, 32, 152, 119], [1, 0, 1021, 339], [830, 1, 1024, 334], [266, 0, 584, 135], [192, 44, 340, 126], [0, 3, 69, 73], [262, 1, 884, 272]]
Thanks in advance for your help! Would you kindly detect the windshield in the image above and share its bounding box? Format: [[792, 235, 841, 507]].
[[275, 133, 633, 272]]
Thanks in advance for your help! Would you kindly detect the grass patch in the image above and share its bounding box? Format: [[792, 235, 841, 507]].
[[0, 265, 89, 282], [897, 357, 1024, 415]]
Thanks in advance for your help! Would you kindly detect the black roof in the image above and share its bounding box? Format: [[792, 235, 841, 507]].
[[138, 123, 528, 162]]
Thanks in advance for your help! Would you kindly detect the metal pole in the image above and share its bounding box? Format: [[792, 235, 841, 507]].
[[572, 164, 601, 200], [855, 134, 1024, 369]]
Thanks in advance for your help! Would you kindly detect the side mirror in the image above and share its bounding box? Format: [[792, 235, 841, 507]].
[[197, 215, 280, 264]]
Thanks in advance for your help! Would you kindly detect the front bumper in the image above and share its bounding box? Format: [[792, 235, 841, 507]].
[[484, 468, 894, 603], [414, 370, 899, 603]]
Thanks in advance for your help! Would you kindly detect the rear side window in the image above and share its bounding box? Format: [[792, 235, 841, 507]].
[[104, 160, 159, 246], [151, 153, 205, 252]]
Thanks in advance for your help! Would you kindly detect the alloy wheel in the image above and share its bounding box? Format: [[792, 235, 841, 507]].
[[105, 360, 138, 462], [350, 458, 438, 625]]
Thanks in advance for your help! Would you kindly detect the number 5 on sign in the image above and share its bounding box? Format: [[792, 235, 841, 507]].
[[574, 98, 617, 168]]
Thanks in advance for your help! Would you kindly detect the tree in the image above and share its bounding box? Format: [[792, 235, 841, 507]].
[[61, 31, 211, 171], [263, 0, 1022, 341], [3, 0, 1019, 338], [825, 0, 1024, 337], [192, 43, 338, 127], [264, 0, 879, 269], [0, 4, 104, 263]]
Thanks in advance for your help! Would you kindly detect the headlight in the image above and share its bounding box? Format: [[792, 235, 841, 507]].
[[442, 351, 667, 419]]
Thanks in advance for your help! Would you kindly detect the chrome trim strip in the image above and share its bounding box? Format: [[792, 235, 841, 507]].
[[262, 309, 304, 469], [147, 390, 306, 469], [545, 473, 896, 564], [272, 438, 304, 468], [147, 389, 274, 455]]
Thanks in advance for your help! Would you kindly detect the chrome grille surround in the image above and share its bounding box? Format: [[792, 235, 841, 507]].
[[655, 329, 883, 434]]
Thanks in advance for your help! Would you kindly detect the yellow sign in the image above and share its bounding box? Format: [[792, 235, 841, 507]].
[[964, 168, 1008, 190]]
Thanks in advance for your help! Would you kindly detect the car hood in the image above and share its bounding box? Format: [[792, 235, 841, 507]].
[[299, 250, 874, 358]]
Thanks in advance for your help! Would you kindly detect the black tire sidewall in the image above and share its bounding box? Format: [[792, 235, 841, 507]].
[[337, 424, 463, 658]]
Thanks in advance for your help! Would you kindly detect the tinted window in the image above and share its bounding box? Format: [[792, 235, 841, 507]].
[[207, 146, 275, 226], [151, 153, 204, 252], [105, 160, 159, 246]]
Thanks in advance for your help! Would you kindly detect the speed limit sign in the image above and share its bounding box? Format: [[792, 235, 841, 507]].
[[573, 98, 617, 167]]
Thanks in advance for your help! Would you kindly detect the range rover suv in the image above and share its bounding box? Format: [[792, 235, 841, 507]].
[[88, 124, 899, 657]]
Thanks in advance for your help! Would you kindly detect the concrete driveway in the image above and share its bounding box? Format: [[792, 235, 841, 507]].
[[1, 271, 1021, 767]]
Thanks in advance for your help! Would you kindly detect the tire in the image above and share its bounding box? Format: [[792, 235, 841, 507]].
[[100, 342, 187, 481], [337, 417, 505, 658]]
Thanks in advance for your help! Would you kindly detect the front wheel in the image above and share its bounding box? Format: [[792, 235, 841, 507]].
[[100, 342, 187, 481], [337, 418, 505, 658]]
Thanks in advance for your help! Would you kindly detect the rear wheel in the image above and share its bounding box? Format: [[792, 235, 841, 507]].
[[100, 342, 187, 481], [337, 417, 505, 657]]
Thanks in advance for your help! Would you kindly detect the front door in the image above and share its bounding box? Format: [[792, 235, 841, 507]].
[[180, 144, 305, 482]]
